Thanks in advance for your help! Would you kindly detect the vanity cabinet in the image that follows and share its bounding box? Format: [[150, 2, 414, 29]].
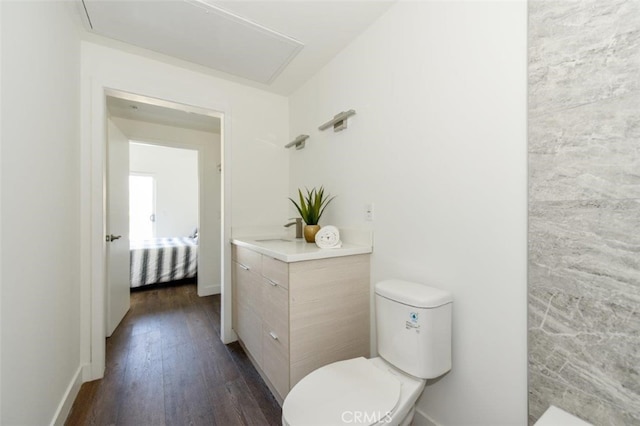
[[232, 247, 263, 364], [231, 244, 370, 403]]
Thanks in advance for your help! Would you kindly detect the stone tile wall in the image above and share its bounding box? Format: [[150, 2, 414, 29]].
[[528, 1, 640, 424]]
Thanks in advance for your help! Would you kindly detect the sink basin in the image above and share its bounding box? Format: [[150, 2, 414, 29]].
[[254, 238, 293, 243]]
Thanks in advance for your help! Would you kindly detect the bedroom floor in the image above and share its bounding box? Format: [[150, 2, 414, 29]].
[[65, 283, 282, 425]]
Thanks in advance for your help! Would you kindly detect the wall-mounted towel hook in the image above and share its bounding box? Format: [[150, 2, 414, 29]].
[[318, 109, 356, 132], [285, 134, 309, 150]]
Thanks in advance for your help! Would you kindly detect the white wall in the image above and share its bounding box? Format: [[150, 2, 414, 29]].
[[1, 1, 82, 424], [130, 143, 200, 238], [288, 2, 527, 425], [115, 117, 221, 296], [80, 40, 289, 377]]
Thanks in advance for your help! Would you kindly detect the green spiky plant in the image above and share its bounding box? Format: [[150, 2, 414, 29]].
[[289, 187, 335, 226]]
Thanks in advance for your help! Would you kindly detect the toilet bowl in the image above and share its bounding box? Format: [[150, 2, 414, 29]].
[[282, 357, 425, 426], [282, 280, 453, 426]]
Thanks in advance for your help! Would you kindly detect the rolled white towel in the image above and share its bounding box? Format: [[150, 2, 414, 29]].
[[315, 225, 342, 249]]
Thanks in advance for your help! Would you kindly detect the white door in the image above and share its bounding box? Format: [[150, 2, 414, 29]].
[[106, 119, 131, 336]]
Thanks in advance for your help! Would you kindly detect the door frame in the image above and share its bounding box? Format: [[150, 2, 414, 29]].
[[81, 82, 234, 381]]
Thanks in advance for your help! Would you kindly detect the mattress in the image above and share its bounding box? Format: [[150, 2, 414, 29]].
[[130, 237, 198, 288]]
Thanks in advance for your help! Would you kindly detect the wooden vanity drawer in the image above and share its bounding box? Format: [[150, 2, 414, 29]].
[[262, 326, 290, 399], [262, 278, 289, 349], [233, 261, 263, 316], [262, 255, 289, 289], [236, 302, 262, 366], [232, 245, 262, 274]]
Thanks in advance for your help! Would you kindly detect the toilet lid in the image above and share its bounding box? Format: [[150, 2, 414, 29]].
[[283, 357, 402, 426]]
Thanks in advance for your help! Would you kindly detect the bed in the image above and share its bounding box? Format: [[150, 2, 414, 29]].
[[130, 237, 198, 288]]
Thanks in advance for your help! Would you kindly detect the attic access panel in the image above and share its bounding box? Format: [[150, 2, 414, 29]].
[[82, 0, 304, 84]]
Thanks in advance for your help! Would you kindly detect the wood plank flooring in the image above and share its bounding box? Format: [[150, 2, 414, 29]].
[[66, 283, 282, 426]]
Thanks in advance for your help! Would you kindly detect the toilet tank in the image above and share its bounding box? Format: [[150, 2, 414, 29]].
[[375, 280, 452, 379]]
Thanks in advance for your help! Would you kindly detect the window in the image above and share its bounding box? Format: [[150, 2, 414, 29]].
[[129, 174, 156, 240]]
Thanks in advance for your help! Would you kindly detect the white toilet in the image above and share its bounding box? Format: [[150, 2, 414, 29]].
[[282, 279, 453, 426]]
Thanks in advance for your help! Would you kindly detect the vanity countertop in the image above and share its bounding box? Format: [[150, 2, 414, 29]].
[[231, 236, 372, 263]]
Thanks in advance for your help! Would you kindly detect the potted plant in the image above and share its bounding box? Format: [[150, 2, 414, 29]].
[[289, 186, 335, 242]]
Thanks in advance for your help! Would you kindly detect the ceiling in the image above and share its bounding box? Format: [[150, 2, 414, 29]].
[[107, 95, 222, 134], [80, 0, 395, 95]]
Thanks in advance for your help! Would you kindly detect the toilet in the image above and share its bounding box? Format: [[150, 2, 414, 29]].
[[282, 279, 453, 426]]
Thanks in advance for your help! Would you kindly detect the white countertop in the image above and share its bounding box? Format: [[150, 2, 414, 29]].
[[231, 236, 372, 263]]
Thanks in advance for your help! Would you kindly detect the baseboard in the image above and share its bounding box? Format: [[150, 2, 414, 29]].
[[50, 365, 83, 426], [198, 283, 220, 296], [413, 407, 439, 426]]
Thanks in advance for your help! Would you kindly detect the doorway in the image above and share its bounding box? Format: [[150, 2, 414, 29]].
[[105, 94, 221, 331], [128, 144, 199, 292]]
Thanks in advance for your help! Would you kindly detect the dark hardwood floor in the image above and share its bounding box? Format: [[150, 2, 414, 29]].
[[66, 283, 282, 426]]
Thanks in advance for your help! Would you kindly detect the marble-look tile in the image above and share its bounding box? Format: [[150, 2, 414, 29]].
[[529, 199, 640, 425], [528, 327, 640, 425], [529, 0, 640, 115], [529, 93, 640, 202], [529, 1, 640, 424], [529, 200, 640, 295]]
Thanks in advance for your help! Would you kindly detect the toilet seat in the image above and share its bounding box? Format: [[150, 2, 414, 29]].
[[282, 357, 402, 426]]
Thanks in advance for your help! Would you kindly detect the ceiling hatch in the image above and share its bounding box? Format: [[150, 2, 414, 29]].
[[82, 0, 305, 84]]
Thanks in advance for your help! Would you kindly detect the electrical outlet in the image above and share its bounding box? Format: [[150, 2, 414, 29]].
[[365, 203, 374, 221]]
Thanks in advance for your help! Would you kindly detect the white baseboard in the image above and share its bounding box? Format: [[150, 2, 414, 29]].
[[198, 283, 220, 296], [50, 365, 83, 426], [413, 407, 439, 426]]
